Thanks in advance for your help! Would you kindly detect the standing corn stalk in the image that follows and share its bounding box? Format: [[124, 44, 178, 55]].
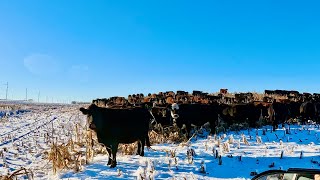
[[86, 130, 94, 164], [75, 124, 80, 144]]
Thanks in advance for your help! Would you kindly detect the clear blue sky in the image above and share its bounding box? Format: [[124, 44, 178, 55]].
[[0, 1, 320, 102]]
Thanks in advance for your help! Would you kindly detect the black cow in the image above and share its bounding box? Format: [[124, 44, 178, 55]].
[[265, 90, 275, 95], [268, 101, 291, 131], [79, 104, 152, 168], [288, 101, 302, 120], [302, 93, 313, 102], [221, 103, 266, 128], [315, 102, 320, 123], [171, 103, 221, 138], [149, 105, 173, 127], [253, 102, 269, 126], [300, 101, 317, 123]]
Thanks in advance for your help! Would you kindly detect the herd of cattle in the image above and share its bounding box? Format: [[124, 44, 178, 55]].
[[79, 89, 320, 168]]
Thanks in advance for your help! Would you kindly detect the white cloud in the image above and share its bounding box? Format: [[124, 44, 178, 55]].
[[23, 54, 60, 75], [68, 65, 89, 83]]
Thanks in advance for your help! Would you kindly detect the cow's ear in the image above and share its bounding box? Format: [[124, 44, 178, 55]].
[[80, 107, 90, 115]]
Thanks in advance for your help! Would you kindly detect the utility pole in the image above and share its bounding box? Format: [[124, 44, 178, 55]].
[[5, 82, 8, 100]]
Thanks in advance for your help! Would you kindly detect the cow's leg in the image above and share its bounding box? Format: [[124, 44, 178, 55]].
[[209, 121, 216, 135], [136, 140, 142, 155], [106, 147, 112, 165], [110, 143, 118, 168], [140, 138, 145, 156], [186, 124, 191, 139]]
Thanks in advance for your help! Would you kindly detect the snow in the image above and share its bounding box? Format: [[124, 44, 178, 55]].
[[0, 104, 320, 179]]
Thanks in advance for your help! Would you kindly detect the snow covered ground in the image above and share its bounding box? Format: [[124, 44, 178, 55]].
[[1, 104, 320, 179]]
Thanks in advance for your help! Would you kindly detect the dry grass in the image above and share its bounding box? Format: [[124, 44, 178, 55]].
[[46, 134, 104, 174], [118, 143, 137, 155], [152, 125, 187, 144], [117, 126, 187, 156], [85, 130, 94, 164], [0, 167, 34, 180], [47, 142, 74, 174], [45, 120, 109, 175]]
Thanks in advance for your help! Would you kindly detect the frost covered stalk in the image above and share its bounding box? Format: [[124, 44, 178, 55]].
[[243, 136, 250, 146], [168, 159, 172, 170], [187, 148, 195, 164], [199, 160, 206, 174], [229, 135, 234, 144], [212, 146, 217, 158], [222, 142, 230, 153], [170, 149, 176, 158], [86, 130, 94, 164], [262, 129, 266, 135], [300, 151, 303, 159], [215, 149, 219, 159], [218, 155, 222, 165], [280, 150, 284, 159], [117, 169, 122, 177], [75, 123, 80, 143], [286, 127, 290, 134], [174, 157, 179, 170], [256, 136, 262, 144], [135, 166, 147, 180], [146, 159, 157, 179]]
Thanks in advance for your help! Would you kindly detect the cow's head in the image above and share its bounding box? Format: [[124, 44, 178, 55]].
[[147, 103, 179, 127], [170, 103, 180, 119], [80, 104, 98, 130]]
